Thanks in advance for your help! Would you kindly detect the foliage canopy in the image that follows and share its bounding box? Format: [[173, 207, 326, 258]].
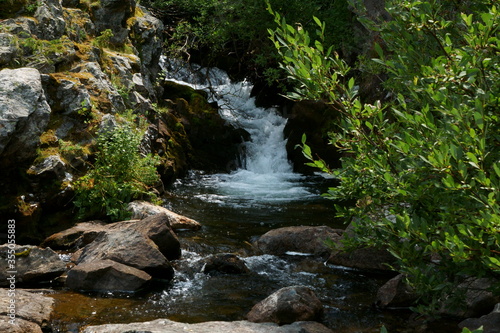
[[269, 0, 500, 314]]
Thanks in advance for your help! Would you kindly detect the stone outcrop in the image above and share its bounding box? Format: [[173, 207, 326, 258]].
[[254, 226, 343, 259], [0, 245, 66, 287], [0, 68, 51, 165], [0, 0, 246, 240], [0, 288, 54, 333], [82, 319, 333, 333], [247, 286, 324, 325]]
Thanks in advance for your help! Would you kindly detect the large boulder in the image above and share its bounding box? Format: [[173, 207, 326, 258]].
[[75, 226, 174, 279], [253, 226, 343, 259], [247, 286, 324, 325], [82, 319, 333, 333], [0, 245, 66, 287], [127, 200, 202, 230], [43, 214, 182, 263], [66, 259, 152, 292], [0, 288, 54, 332], [0, 68, 51, 166]]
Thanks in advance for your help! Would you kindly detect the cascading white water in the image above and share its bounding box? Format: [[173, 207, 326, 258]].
[[161, 58, 315, 206]]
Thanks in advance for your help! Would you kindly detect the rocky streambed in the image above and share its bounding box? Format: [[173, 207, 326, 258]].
[[1, 200, 498, 333]]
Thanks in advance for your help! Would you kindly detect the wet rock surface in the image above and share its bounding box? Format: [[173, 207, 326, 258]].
[[82, 319, 334, 333], [66, 259, 152, 292], [247, 285, 324, 325], [0, 288, 54, 332], [0, 245, 66, 287], [254, 226, 343, 259]]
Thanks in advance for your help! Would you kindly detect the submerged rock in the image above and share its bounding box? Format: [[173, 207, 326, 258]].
[[0, 245, 66, 287], [82, 319, 333, 333], [247, 285, 324, 325], [66, 259, 151, 292], [0, 288, 54, 332], [202, 254, 250, 275]]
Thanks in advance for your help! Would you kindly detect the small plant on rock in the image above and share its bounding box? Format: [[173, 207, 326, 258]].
[[74, 121, 160, 221]]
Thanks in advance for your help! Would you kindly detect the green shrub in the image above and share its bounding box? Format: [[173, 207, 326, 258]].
[[74, 122, 160, 221], [269, 0, 500, 315]]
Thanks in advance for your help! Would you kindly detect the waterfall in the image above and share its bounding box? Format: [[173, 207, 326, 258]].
[[161, 58, 315, 206]]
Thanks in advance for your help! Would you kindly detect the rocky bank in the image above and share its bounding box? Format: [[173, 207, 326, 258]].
[[0, 0, 244, 242]]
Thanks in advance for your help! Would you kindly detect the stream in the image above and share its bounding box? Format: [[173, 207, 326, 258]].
[[47, 60, 458, 332]]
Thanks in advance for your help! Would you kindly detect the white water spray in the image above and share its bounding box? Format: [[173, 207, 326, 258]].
[[161, 58, 315, 206]]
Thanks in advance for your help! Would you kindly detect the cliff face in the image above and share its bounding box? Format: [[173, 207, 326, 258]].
[[0, 0, 244, 241]]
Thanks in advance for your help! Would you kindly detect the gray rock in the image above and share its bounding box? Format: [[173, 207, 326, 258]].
[[130, 5, 164, 94], [460, 303, 500, 333], [66, 259, 151, 292], [92, 0, 135, 45], [0, 288, 54, 331], [70, 62, 125, 113], [82, 319, 333, 333], [0, 68, 51, 164], [0, 18, 37, 37], [27, 155, 66, 179], [0, 245, 66, 287], [35, 0, 66, 40], [76, 227, 174, 279], [375, 274, 417, 308], [254, 226, 343, 259], [63, 7, 96, 43], [247, 286, 324, 325], [56, 78, 92, 115], [0, 33, 18, 66], [127, 200, 202, 231]]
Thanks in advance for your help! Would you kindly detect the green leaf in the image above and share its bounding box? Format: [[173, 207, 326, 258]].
[[474, 112, 484, 130]]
